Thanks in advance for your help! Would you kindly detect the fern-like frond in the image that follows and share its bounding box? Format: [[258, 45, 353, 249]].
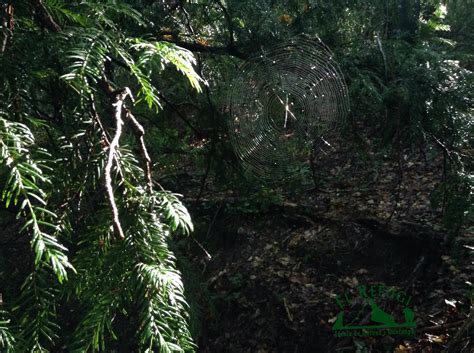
[[131, 40, 204, 93], [0, 309, 15, 353], [156, 192, 194, 235], [114, 44, 162, 110], [81, 1, 146, 29], [130, 208, 195, 353], [15, 269, 60, 352], [0, 116, 74, 283], [44, 0, 89, 27], [70, 293, 117, 353], [61, 29, 110, 93]]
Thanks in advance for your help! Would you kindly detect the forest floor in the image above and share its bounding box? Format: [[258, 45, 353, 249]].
[[172, 135, 473, 353]]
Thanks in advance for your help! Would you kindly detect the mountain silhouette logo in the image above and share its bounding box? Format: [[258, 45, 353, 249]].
[[332, 284, 416, 337]]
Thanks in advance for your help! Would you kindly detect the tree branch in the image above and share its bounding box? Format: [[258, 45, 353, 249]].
[[1, 3, 13, 53], [156, 91, 204, 137], [103, 85, 129, 240], [123, 109, 154, 192], [159, 38, 246, 59], [215, 0, 234, 47], [30, 0, 61, 32], [107, 55, 206, 137]]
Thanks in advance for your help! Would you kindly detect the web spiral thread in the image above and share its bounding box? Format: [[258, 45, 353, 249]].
[[228, 35, 349, 180]]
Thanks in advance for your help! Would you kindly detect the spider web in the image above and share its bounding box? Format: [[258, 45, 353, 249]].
[[228, 35, 349, 180]]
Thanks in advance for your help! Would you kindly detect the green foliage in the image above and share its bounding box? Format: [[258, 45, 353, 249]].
[[158, 192, 194, 235], [0, 0, 203, 352], [131, 40, 203, 93], [432, 169, 473, 235], [228, 187, 284, 215], [66, 188, 195, 352], [0, 309, 14, 352], [15, 269, 60, 352], [0, 117, 73, 282], [61, 30, 202, 110]]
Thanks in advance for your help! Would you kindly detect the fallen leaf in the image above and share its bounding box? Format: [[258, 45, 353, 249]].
[[444, 299, 457, 308], [426, 333, 446, 344], [328, 316, 338, 324], [342, 276, 359, 288], [394, 344, 410, 353], [278, 256, 291, 266]]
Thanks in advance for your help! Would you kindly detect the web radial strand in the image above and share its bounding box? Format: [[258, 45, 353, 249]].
[[228, 35, 349, 181]]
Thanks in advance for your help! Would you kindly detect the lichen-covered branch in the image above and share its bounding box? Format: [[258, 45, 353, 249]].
[[104, 88, 130, 240]]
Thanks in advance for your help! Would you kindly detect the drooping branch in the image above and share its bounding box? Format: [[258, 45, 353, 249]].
[[103, 87, 130, 240], [158, 38, 246, 59], [167, 0, 241, 59], [107, 55, 206, 137], [100, 77, 158, 197], [89, 93, 128, 185], [30, 0, 60, 32]]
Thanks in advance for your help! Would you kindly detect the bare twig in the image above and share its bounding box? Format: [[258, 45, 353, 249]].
[[192, 237, 212, 262], [124, 109, 154, 192], [99, 78, 161, 194], [205, 200, 224, 239], [375, 32, 388, 80], [1, 6, 7, 53], [30, 0, 61, 32], [443, 308, 474, 353], [89, 93, 128, 183], [403, 255, 426, 291], [421, 320, 464, 333], [1, 3, 13, 53], [179, 2, 196, 36], [283, 297, 293, 322], [89, 93, 111, 144], [309, 140, 319, 189], [104, 88, 130, 240]]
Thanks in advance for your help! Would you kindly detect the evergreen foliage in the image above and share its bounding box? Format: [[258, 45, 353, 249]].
[[0, 1, 201, 351]]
